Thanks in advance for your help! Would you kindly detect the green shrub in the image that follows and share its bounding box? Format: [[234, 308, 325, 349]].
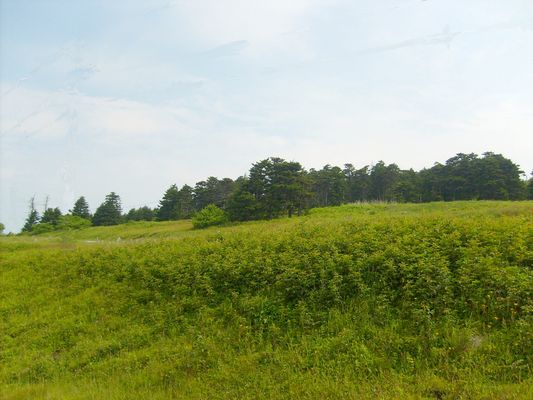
[[192, 204, 228, 229], [57, 215, 92, 230], [31, 222, 56, 235]]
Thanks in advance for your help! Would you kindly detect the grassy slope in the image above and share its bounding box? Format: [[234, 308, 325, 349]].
[[1, 201, 532, 399]]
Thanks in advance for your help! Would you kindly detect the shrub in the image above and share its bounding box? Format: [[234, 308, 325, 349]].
[[192, 204, 228, 229], [31, 223, 55, 235], [57, 215, 92, 230]]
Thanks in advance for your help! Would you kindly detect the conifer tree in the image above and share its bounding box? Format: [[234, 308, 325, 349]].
[[92, 192, 122, 226], [22, 197, 40, 232], [156, 185, 180, 221], [41, 207, 62, 226], [71, 196, 91, 219]]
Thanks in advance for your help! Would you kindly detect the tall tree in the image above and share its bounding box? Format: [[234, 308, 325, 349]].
[[309, 165, 346, 207], [441, 153, 480, 200], [71, 196, 91, 219], [344, 164, 371, 202], [477, 152, 525, 200], [392, 169, 421, 202], [177, 184, 195, 218], [370, 161, 400, 201], [248, 157, 310, 218], [227, 178, 260, 221], [22, 197, 40, 232], [92, 192, 122, 226], [156, 185, 180, 221], [215, 178, 236, 209], [194, 178, 215, 211]]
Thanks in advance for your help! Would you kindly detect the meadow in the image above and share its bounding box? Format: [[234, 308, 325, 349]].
[[1, 201, 532, 399]]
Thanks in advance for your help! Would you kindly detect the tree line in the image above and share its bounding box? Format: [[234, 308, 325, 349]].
[[20, 151, 533, 232]]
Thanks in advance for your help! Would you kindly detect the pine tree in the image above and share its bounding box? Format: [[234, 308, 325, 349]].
[[92, 192, 122, 226], [178, 185, 194, 219], [156, 185, 180, 221], [71, 196, 91, 219], [22, 197, 40, 232], [41, 207, 62, 225]]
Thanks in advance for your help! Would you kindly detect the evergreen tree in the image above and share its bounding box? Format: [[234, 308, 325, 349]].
[[156, 185, 180, 221], [394, 169, 421, 202], [41, 207, 62, 226], [248, 157, 310, 218], [125, 206, 155, 221], [22, 197, 40, 232], [71, 196, 91, 219], [227, 180, 260, 221], [309, 165, 346, 207], [92, 192, 122, 226], [477, 152, 525, 200], [193, 177, 219, 211], [178, 185, 195, 218], [370, 162, 400, 201], [527, 171, 533, 200], [442, 153, 480, 200], [344, 164, 371, 202]]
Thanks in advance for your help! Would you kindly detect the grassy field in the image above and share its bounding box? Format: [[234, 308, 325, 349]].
[[1, 201, 532, 399]]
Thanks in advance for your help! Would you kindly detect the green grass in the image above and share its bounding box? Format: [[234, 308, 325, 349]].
[[1, 201, 532, 399]]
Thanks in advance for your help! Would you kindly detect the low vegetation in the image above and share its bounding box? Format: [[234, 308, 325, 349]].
[[1, 201, 532, 399]]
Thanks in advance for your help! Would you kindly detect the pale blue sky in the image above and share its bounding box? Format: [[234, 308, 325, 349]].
[[1, 0, 533, 232]]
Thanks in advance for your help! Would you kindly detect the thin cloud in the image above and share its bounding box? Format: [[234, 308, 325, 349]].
[[200, 40, 249, 58]]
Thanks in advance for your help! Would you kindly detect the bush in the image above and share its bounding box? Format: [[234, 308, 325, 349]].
[[31, 223, 55, 235], [192, 204, 228, 229], [57, 215, 92, 230]]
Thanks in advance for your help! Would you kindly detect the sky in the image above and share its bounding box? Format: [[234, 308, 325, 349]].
[[1, 0, 533, 232]]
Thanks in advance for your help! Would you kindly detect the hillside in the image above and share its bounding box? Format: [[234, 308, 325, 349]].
[[1, 201, 532, 399]]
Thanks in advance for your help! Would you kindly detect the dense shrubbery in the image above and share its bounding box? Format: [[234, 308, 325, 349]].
[[27, 215, 92, 235], [1, 202, 532, 398]]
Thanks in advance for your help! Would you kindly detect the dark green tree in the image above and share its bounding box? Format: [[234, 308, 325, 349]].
[[394, 169, 421, 202], [193, 178, 218, 211], [477, 152, 525, 200], [528, 171, 533, 200], [370, 161, 400, 201], [125, 206, 155, 221], [156, 185, 180, 221], [227, 179, 260, 221], [22, 197, 40, 232], [92, 192, 122, 226], [442, 153, 480, 200], [248, 157, 310, 218], [41, 207, 62, 226], [71, 196, 91, 219], [177, 185, 195, 218], [193, 177, 235, 211], [309, 165, 346, 207], [344, 164, 371, 202]]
